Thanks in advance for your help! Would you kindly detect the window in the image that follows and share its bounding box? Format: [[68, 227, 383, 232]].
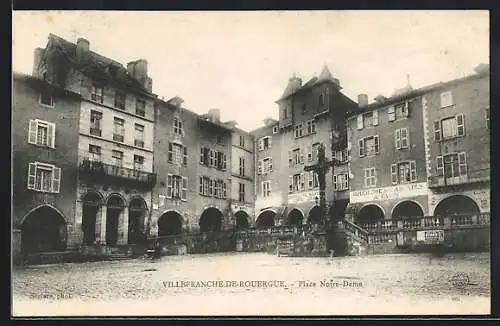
[[364, 112, 374, 127], [39, 90, 54, 107], [312, 143, 320, 162], [440, 91, 453, 108], [272, 125, 279, 134], [90, 111, 102, 137], [133, 155, 144, 170], [199, 147, 225, 169], [282, 107, 288, 119], [167, 174, 187, 201], [239, 157, 245, 176], [434, 114, 465, 141], [262, 180, 271, 197], [485, 107, 490, 129], [88, 144, 101, 161], [136, 99, 146, 117], [391, 161, 417, 184], [306, 120, 316, 134], [216, 135, 224, 145], [333, 173, 349, 191], [395, 128, 409, 150], [91, 85, 104, 103], [301, 104, 307, 115], [28, 119, 55, 148], [307, 171, 319, 189], [200, 176, 212, 196], [168, 142, 187, 166], [291, 173, 305, 192], [114, 91, 126, 110], [261, 157, 273, 174], [364, 167, 377, 188], [292, 148, 302, 165], [134, 124, 144, 148], [436, 153, 467, 178], [238, 183, 245, 202], [359, 136, 379, 157], [294, 123, 304, 138], [173, 117, 183, 136], [113, 118, 124, 142], [334, 149, 348, 163], [388, 102, 409, 122], [27, 162, 61, 193], [239, 135, 245, 147], [258, 136, 272, 151], [357, 111, 378, 129], [111, 150, 123, 166]]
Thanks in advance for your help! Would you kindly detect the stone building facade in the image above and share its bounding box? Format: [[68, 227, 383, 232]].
[[12, 73, 82, 257], [251, 66, 357, 228]]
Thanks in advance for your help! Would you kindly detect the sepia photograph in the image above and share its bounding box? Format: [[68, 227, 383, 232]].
[[11, 10, 490, 317]]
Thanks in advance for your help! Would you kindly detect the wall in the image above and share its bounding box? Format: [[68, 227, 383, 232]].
[[12, 75, 81, 247]]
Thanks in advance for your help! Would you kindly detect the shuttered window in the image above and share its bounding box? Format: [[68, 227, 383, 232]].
[[27, 162, 61, 193], [28, 119, 56, 148]]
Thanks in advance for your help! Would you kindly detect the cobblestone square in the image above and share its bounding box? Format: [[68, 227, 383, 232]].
[[12, 252, 490, 316]]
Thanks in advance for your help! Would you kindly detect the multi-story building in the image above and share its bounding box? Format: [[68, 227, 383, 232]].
[[32, 34, 158, 248], [228, 125, 255, 228], [425, 64, 490, 218], [251, 66, 357, 228], [345, 64, 490, 227], [151, 101, 234, 236], [12, 72, 82, 258]]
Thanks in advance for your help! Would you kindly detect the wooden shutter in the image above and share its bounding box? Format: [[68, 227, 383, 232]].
[[374, 136, 380, 154], [27, 163, 36, 189], [269, 158, 273, 172], [199, 177, 203, 194], [457, 114, 465, 137], [359, 139, 365, 157], [433, 121, 441, 141], [391, 164, 397, 184], [200, 147, 204, 164], [357, 115, 363, 130], [300, 173, 305, 191], [183, 146, 188, 166], [333, 175, 338, 190], [209, 179, 213, 196], [410, 160, 417, 181], [28, 120, 37, 144], [372, 110, 379, 126], [268, 137, 272, 149], [51, 166, 61, 193], [168, 143, 173, 163], [48, 122, 56, 148], [388, 106, 395, 122], [166, 174, 173, 198], [223, 153, 227, 170], [257, 160, 262, 174], [258, 138, 263, 151], [403, 102, 409, 117], [223, 181, 227, 198], [436, 156, 444, 176], [458, 152, 467, 176], [307, 171, 313, 189], [307, 146, 312, 162], [300, 148, 305, 164], [401, 128, 409, 148], [395, 129, 401, 149], [181, 177, 188, 200]]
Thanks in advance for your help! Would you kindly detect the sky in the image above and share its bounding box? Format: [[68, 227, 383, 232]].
[[12, 11, 489, 132]]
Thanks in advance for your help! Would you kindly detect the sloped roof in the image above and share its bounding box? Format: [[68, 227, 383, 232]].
[[43, 34, 153, 96]]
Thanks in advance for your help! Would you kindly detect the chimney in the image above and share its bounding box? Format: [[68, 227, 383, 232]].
[[357, 94, 368, 108], [127, 61, 135, 76], [76, 38, 90, 60], [374, 94, 387, 104], [134, 59, 148, 83], [263, 117, 276, 126], [208, 108, 221, 123], [288, 74, 302, 90], [32, 47, 45, 77]]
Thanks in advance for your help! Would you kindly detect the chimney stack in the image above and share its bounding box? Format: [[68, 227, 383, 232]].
[[32, 47, 45, 77], [357, 94, 368, 108], [76, 38, 90, 60], [127, 59, 152, 92], [208, 108, 221, 123]]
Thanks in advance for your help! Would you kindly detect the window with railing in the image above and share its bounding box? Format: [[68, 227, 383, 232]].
[[112, 150, 123, 167], [134, 123, 144, 148], [90, 111, 102, 137], [114, 91, 126, 110], [113, 117, 125, 142], [88, 144, 101, 161]]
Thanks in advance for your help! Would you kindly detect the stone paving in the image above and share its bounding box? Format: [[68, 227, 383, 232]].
[[12, 252, 490, 316]]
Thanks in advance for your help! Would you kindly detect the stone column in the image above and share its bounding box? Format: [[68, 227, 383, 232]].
[[98, 204, 107, 244], [118, 208, 129, 245]]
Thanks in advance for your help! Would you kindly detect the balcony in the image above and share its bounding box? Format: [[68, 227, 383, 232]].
[[90, 128, 102, 137], [134, 139, 145, 148], [113, 134, 124, 142], [428, 175, 490, 189], [79, 159, 156, 188]]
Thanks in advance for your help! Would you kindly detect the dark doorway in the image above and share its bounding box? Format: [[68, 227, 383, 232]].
[[328, 200, 349, 221], [128, 197, 147, 244], [434, 195, 480, 217], [82, 192, 102, 245], [308, 206, 322, 224], [199, 207, 223, 232], [392, 201, 424, 219], [288, 208, 304, 226], [22, 206, 67, 253], [158, 211, 183, 236], [356, 204, 385, 223], [234, 211, 250, 229], [256, 210, 276, 228], [106, 195, 125, 245]]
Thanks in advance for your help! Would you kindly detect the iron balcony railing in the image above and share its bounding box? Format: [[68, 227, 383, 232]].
[[79, 159, 156, 188], [428, 174, 490, 188]]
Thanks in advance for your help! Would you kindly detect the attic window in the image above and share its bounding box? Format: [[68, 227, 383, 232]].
[[39, 90, 54, 107]]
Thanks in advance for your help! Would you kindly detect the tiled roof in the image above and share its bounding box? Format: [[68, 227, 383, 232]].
[[44, 34, 153, 95]]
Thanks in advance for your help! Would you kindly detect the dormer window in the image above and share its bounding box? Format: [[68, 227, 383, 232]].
[[39, 90, 54, 107], [91, 84, 104, 103]]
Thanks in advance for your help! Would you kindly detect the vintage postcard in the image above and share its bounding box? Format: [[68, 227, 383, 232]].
[[11, 10, 490, 317]]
